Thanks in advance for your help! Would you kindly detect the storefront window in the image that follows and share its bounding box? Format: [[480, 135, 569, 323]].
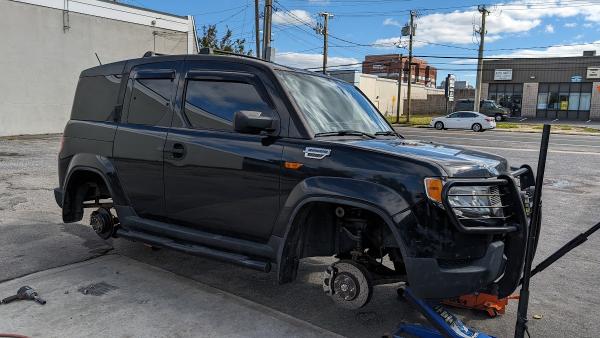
[[537, 82, 592, 120], [488, 83, 523, 115], [580, 93, 591, 111], [537, 93, 548, 109], [568, 93, 580, 110]]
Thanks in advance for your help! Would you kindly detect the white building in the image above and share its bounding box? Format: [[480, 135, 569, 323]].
[[330, 70, 445, 116], [1, 0, 198, 136]]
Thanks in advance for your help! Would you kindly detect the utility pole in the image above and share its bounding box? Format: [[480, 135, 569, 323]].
[[473, 5, 489, 112], [395, 54, 403, 123], [318, 12, 334, 74], [406, 10, 416, 123], [255, 0, 261, 58], [262, 0, 273, 61]]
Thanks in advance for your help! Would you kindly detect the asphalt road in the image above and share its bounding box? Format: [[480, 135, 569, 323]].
[[1, 130, 599, 337]]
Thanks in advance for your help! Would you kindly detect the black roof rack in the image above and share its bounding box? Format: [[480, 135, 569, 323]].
[[143, 51, 167, 57]]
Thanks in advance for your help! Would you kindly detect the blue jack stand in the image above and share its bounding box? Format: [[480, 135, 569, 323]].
[[393, 287, 495, 338]]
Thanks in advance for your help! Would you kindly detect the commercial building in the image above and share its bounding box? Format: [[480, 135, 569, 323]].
[[362, 54, 437, 87], [482, 52, 600, 120], [330, 70, 444, 116], [1, 0, 198, 136]]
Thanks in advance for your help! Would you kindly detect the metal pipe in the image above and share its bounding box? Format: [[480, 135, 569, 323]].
[[514, 124, 551, 338]]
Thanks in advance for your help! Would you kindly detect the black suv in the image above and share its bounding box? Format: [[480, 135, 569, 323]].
[[55, 52, 534, 309]]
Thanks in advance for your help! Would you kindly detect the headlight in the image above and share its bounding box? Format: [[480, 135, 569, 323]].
[[424, 178, 504, 219], [447, 185, 504, 218]]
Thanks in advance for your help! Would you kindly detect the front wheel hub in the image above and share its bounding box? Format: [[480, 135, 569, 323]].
[[333, 273, 358, 301], [323, 260, 373, 309]]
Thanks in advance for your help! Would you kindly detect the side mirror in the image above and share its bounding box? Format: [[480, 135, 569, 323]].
[[233, 110, 274, 134]]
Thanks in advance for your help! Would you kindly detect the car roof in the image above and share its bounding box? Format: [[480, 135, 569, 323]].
[[80, 53, 310, 77]]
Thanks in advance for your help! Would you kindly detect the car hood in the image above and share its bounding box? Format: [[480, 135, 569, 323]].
[[328, 138, 508, 177]]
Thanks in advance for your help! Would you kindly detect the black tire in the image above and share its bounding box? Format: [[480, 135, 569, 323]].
[[327, 260, 373, 310], [471, 123, 482, 132], [495, 114, 503, 122], [434, 121, 444, 130]]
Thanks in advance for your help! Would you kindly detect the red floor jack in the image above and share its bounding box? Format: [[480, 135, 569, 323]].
[[393, 125, 600, 337]]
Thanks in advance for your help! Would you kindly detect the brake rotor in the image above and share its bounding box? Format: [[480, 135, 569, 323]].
[[326, 260, 373, 310]]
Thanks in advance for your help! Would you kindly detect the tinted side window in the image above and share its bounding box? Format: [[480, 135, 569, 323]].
[[71, 75, 121, 121], [127, 78, 174, 126], [184, 80, 272, 130]]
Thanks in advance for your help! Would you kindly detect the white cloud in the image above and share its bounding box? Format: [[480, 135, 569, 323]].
[[584, 23, 594, 28], [372, 0, 600, 47], [383, 18, 401, 27], [275, 52, 359, 70], [564, 22, 577, 28], [273, 9, 315, 26], [489, 40, 600, 58], [574, 34, 584, 40], [545, 24, 555, 33]]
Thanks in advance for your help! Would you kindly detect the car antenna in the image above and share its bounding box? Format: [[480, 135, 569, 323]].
[[94, 52, 102, 65]]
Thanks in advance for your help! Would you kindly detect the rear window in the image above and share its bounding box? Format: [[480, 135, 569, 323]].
[[71, 75, 121, 121]]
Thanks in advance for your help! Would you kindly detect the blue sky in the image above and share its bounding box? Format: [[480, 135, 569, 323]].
[[122, 0, 600, 85]]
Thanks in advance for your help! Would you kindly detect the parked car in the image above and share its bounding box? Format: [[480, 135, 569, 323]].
[[454, 99, 509, 121], [54, 52, 534, 309], [431, 111, 496, 132]]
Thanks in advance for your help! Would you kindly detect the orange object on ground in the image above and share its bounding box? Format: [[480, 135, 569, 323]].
[[442, 293, 520, 317]]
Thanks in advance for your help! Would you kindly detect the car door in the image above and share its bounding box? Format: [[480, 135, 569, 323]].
[[445, 112, 460, 128], [112, 62, 179, 219], [163, 61, 283, 241], [462, 112, 478, 129]]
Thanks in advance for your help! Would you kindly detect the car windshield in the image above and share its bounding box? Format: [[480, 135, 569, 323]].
[[276, 71, 393, 136]]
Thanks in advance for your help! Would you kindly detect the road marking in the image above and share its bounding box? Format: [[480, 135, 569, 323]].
[[452, 144, 600, 156], [400, 134, 600, 148], [397, 130, 600, 144], [397, 128, 600, 142]]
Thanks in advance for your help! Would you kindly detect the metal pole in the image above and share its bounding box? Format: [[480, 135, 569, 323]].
[[395, 54, 403, 123], [255, 0, 261, 58], [262, 0, 272, 61], [473, 5, 488, 112], [514, 124, 551, 338], [319, 12, 333, 74], [406, 11, 415, 123]]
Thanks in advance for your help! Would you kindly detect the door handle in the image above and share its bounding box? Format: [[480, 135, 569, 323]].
[[171, 143, 186, 159]]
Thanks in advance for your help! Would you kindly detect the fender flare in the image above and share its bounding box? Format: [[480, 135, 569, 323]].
[[274, 177, 414, 283], [61, 154, 129, 222]]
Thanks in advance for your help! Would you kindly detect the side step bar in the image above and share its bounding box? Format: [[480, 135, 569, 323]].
[[115, 228, 271, 273]]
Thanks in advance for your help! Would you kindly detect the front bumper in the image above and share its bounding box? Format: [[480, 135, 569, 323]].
[[406, 166, 534, 299]]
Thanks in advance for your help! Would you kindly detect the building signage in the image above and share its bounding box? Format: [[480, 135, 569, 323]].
[[571, 75, 582, 82], [445, 74, 455, 102], [494, 69, 513, 81], [587, 67, 600, 79]]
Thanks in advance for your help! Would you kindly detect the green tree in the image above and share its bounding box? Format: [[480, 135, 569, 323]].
[[199, 24, 252, 55]]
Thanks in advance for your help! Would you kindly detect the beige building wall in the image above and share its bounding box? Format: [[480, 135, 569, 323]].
[[591, 82, 600, 120], [521, 83, 539, 118], [0, 0, 196, 136]]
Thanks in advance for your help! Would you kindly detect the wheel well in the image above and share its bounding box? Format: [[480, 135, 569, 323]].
[[278, 201, 405, 284], [62, 169, 112, 223]]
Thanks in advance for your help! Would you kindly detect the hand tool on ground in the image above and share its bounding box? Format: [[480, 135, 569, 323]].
[[1, 286, 46, 305]]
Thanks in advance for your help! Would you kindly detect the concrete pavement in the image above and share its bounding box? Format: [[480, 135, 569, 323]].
[[0, 255, 339, 338], [2, 133, 600, 337]]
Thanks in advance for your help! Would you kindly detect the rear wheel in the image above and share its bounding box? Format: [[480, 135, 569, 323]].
[[434, 121, 444, 130], [495, 114, 503, 122], [471, 123, 482, 132]]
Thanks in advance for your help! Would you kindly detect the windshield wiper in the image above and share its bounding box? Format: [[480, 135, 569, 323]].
[[314, 130, 376, 139], [374, 130, 398, 136]]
